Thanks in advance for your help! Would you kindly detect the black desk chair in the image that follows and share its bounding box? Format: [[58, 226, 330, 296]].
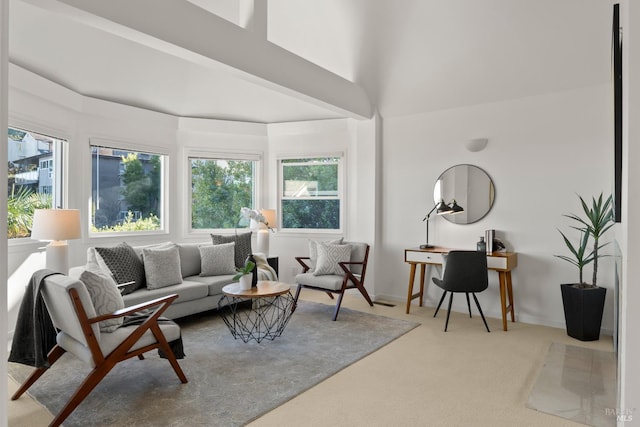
[[432, 251, 490, 332]]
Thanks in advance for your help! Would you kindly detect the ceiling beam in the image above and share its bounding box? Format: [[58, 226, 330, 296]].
[[25, 0, 373, 120]]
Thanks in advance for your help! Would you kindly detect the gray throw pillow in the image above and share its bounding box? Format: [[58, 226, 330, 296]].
[[211, 232, 252, 268], [95, 243, 146, 295], [177, 243, 206, 277], [143, 244, 183, 289], [308, 238, 343, 272], [79, 269, 125, 332], [199, 242, 237, 276], [313, 243, 352, 276]]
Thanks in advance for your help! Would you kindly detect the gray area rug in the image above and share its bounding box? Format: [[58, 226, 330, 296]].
[[9, 301, 418, 426], [526, 342, 617, 427]]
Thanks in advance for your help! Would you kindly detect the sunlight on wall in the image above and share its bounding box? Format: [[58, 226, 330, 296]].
[[7, 251, 46, 343]]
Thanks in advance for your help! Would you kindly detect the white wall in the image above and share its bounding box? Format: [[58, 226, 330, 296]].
[[378, 84, 615, 332], [619, 0, 640, 422]]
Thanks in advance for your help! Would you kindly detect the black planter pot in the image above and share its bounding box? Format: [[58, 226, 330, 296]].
[[560, 283, 606, 341]]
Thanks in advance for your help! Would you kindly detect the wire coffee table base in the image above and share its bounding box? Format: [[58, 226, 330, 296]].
[[218, 282, 295, 343]]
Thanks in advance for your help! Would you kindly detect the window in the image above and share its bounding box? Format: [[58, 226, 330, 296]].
[[190, 157, 256, 230], [280, 156, 342, 230], [7, 127, 64, 239], [91, 145, 165, 233]]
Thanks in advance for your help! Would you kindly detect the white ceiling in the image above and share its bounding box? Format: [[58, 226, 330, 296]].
[[9, 0, 616, 123]]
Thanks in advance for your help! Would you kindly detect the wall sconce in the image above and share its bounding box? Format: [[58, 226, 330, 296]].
[[466, 138, 488, 152], [31, 209, 82, 274]]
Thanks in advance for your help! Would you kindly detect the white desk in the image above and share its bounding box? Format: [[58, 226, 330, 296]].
[[404, 247, 518, 331]]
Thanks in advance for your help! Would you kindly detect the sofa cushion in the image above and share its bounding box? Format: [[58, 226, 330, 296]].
[[177, 243, 206, 277], [132, 241, 174, 260], [122, 280, 209, 307], [79, 269, 124, 332], [199, 243, 237, 276], [211, 231, 252, 268], [94, 243, 146, 295], [184, 274, 236, 297], [143, 244, 183, 289]]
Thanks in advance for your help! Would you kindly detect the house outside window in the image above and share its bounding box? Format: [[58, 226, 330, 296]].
[[7, 127, 64, 239], [91, 145, 165, 233], [279, 156, 342, 231], [189, 157, 256, 230]]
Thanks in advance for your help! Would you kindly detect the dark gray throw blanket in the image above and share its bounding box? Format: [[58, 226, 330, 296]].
[[8, 269, 60, 368], [9, 270, 184, 369]]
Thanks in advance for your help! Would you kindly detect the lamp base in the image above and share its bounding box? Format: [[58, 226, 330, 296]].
[[256, 229, 270, 256], [45, 241, 69, 274], [419, 244, 435, 249]]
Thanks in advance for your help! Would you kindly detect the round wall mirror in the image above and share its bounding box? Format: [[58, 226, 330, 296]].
[[433, 164, 495, 224]]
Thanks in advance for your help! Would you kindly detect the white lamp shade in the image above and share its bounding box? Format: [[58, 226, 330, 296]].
[[260, 209, 277, 230], [31, 209, 82, 241]]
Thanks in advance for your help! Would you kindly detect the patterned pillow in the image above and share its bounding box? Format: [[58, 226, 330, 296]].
[[211, 232, 252, 268], [95, 243, 146, 295], [199, 242, 237, 276], [313, 243, 352, 276], [79, 269, 124, 332], [143, 244, 183, 289], [308, 238, 343, 272]]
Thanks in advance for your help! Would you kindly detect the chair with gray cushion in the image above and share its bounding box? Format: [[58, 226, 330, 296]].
[[11, 274, 188, 427], [432, 250, 490, 332], [293, 241, 373, 321]]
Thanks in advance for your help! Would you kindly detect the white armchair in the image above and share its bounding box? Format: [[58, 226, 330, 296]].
[[10, 274, 188, 427]]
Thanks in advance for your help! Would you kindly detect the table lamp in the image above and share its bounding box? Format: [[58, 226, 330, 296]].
[[255, 209, 277, 256], [31, 209, 82, 274], [420, 200, 464, 249]]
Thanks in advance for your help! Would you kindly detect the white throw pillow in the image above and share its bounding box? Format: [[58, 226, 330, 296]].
[[308, 238, 343, 272], [79, 269, 125, 332], [313, 243, 352, 276], [199, 242, 237, 276], [143, 244, 183, 289]]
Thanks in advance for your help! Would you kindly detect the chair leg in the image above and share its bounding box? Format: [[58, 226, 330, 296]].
[[332, 292, 345, 321], [291, 284, 305, 313], [354, 281, 374, 307], [472, 293, 491, 333], [444, 292, 454, 332], [11, 345, 66, 400], [151, 324, 188, 384], [466, 293, 472, 318], [434, 291, 447, 318]]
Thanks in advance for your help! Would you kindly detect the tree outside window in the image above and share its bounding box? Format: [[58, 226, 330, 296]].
[[280, 157, 342, 230], [91, 146, 164, 233], [190, 158, 255, 230]]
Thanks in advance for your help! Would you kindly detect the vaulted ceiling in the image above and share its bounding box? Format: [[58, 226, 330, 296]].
[[9, 0, 615, 123]]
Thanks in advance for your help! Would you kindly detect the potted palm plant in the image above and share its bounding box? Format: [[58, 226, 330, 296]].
[[555, 193, 614, 341]]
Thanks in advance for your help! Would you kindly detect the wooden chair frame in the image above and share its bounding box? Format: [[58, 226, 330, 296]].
[[11, 289, 188, 427], [293, 244, 373, 320]]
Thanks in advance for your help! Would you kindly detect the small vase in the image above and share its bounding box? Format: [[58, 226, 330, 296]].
[[239, 273, 253, 290]]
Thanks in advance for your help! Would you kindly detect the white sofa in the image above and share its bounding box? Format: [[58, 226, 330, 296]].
[[70, 242, 241, 320]]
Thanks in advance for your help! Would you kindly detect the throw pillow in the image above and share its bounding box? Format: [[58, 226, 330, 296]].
[[143, 244, 183, 289], [95, 243, 146, 295], [176, 243, 206, 277], [313, 243, 352, 276], [211, 231, 252, 268], [308, 238, 344, 272], [79, 269, 125, 332], [199, 242, 237, 276]]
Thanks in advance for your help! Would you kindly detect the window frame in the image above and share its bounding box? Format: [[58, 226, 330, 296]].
[[277, 153, 344, 234], [7, 123, 68, 245], [186, 149, 262, 236], [88, 138, 169, 238]]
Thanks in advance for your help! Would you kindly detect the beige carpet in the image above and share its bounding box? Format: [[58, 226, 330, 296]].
[[8, 291, 616, 427]]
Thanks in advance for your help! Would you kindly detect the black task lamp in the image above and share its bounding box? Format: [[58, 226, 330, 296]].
[[420, 200, 454, 249]]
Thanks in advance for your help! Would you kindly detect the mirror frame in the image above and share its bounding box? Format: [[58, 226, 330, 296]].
[[433, 164, 495, 224]]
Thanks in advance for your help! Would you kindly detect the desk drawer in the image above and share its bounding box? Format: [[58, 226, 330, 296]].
[[487, 255, 508, 270], [405, 251, 444, 265]]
